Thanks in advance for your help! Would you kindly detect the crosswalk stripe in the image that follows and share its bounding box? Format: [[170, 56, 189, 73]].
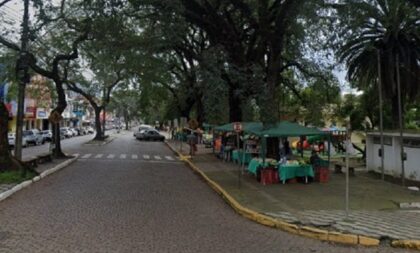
[[154, 155, 161, 160], [81, 154, 92, 159], [95, 154, 103, 158], [143, 155, 150, 160], [132, 154, 138, 159], [165, 156, 173, 160], [120, 154, 127, 159], [107, 154, 115, 159]]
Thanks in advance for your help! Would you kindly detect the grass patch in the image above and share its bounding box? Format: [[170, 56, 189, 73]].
[[0, 170, 37, 184]]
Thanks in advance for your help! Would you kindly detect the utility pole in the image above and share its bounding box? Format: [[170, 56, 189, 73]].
[[15, 0, 30, 160], [345, 120, 350, 219], [377, 50, 385, 180], [396, 54, 405, 187]]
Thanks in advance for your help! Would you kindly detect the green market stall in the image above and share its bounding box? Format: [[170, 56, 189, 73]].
[[214, 122, 263, 162], [246, 121, 330, 184]]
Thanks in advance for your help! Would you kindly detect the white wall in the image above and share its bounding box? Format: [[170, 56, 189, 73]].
[[367, 133, 420, 181]]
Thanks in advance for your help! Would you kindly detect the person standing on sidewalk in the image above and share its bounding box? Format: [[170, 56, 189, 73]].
[[187, 131, 197, 156]]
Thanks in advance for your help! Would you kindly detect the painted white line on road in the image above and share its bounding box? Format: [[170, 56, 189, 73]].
[[95, 154, 103, 158], [143, 155, 150, 160], [165, 156, 173, 160], [81, 154, 92, 159], [120, 154, 127, 159], [154, 155, 162, 160], [132, 154, 138, 159], [107, 154, 115, 159]]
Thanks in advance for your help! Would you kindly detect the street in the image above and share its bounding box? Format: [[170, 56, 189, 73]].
[[0, 131, 411, 252]]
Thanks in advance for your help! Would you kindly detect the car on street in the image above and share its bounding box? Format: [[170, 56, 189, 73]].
[[60, 127, 73, 138], [69, 128, 78, 137], [40, 130, 53, 142], [8, 133, 28, 148], [134, 125, 153, 137], [135, 129, 165, 141], [23, 129, 44, 145], [76, 127, 87, 135], [86, 126, 94, 134]]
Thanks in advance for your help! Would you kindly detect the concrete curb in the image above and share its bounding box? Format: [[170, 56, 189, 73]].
[[164, 142, 382, 248], [0, 155, 79, 202], [392, 240, 420, 250]]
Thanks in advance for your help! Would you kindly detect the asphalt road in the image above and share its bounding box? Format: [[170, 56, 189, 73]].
[[0, 131, 411, 252]]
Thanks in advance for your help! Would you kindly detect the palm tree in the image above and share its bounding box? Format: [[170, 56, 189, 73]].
[[337, 0, 420, 127]]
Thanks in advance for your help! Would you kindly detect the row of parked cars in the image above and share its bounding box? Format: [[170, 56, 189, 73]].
[[133, 124, 165, 141], [59, 127, 94, 139], [8, 126, 95, 148]]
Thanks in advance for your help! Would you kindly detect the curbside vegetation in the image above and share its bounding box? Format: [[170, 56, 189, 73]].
[[0, 155, 79, 202], [165, 142, 405, 249]]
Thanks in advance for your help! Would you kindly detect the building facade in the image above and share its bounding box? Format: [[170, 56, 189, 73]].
[[366, 131, 420, 182]]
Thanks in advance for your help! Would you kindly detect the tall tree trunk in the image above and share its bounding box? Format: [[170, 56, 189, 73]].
[[93, 106, 104, 140], [261, 53, 281, 125], [123, 110, 129, 130], [391, 95, 400, 129], [51, 80, 67, 158], [196, 94, 205, 126], [0, 102, 16, 171], [228, 85, 242, 122]]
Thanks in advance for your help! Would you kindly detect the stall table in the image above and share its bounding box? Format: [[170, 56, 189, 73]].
[[278, 163, 314, 184], [247, 158, 278, 175], [232, 150, 253, 165]]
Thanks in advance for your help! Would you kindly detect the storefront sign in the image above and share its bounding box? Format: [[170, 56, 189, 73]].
[[36, 108, 48, 119], [25, 106, 36, 118]]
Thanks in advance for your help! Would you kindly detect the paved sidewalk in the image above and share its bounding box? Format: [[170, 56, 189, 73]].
[[168, 140, 420, 242], [0, 158, 72, 196]]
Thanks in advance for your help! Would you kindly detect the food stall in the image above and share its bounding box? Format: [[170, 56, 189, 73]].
[[214, 122, 262, 162], [246, 121, 330, 184]]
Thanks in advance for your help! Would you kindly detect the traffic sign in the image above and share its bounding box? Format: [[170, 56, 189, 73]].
[[233, 122, 242, 132]]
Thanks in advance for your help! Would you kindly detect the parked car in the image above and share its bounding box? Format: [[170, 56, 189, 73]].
[[60, 127, 73, 138], [8, 133, 28, 148], [135, 129, 165, 141], [69, 128, 78, 137], [40, 130, 53, 142], [86, 126, 94, 134], [134, 125, 153, 137], [23, 129, 44, 145], [75, 127, 86, 135]]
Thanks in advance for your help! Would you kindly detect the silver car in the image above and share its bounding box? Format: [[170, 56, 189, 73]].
[[8, 133, 28, 148], [23, 129, 44, 145]]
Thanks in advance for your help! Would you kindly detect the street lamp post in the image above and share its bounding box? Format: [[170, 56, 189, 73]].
[[14, 0, 30, 161]]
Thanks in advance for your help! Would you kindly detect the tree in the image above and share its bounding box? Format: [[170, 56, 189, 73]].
[[0, 0, 92, 157], [66, 65, 124, 140], [336, 0, 420, 127]]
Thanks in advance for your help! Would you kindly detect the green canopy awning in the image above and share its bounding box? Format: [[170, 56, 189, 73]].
[[214, 122, 263, 133], [248, 121, 326, 137]]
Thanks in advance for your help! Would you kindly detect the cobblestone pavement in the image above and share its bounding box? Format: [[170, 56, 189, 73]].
[[0, 132, 413, 252], [266, 210, 420, 240]]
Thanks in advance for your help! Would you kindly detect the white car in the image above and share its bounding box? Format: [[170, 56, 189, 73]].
[[23, 129, 44, 145], [8, 133, 28, 147], [60, 127, 73, 138]]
